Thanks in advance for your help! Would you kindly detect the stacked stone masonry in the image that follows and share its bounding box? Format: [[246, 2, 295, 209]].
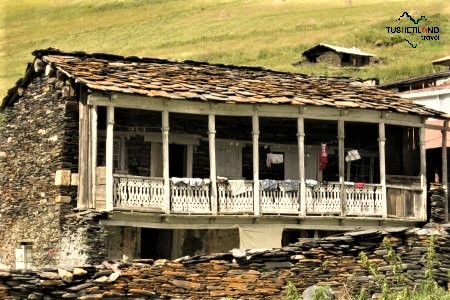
[[0, 72, 80, 267], [1, 225, 450, 299]]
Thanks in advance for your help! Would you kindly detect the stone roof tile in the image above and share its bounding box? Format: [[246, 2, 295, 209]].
[[1, 49, 446, 118]]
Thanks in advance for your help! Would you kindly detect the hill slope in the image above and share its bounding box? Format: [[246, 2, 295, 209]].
[[1, 0, 449, 101]]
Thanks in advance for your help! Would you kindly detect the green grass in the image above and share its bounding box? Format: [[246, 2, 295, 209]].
[[0, 0, 449, 103]]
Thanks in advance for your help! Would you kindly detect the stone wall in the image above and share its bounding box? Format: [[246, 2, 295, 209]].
[[0, 225, 449, 299], [0, 70, 79, 268]]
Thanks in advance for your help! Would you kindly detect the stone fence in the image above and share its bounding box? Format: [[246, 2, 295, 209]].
[[1, 224, 450, 300]]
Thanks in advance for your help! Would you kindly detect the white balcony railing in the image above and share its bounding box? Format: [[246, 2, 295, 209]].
[[217, 181, 254, 214], [113, 175, 164, 210], [111, 175, 386, 217]]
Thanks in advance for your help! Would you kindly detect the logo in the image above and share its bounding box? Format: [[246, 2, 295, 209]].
[[386, 12, 440, 48]]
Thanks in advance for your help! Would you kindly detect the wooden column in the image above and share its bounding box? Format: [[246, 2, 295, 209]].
[[77, 87, 90, 209], [338, 119, 346, 217], [253, 114, 260, 216], [105, 106, 114, 211], [162, 111, 170, 214], [443, 121, 449, 222], [298, 117, 306, 216], [379, 122, 387, 218], [208, 114, 218, 215], [186, 145, 194, 178], [419, 126, 427, 220], [89, 105, 98, 209]]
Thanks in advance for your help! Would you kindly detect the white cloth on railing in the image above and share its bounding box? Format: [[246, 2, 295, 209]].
[[171, 177, 210, 187], [305, 179, 318, 187], [228, 180, 246, 196], [189, 178, 203, 187]]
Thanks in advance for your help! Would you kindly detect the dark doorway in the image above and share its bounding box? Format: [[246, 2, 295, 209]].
[[141, 228, 172, 259], [169, 144, 186, 177]]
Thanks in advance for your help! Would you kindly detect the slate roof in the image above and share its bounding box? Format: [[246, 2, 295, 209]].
[[1, 48, 445, 118]]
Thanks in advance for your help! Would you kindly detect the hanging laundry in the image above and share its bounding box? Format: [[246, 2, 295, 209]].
[[280, 180, 299, 192], [266, 153, 284, 168], [228, 180, 247, 196], [260, 179, 278, 191], [318, 143, 328, 171], [345, 149, 361, 162]]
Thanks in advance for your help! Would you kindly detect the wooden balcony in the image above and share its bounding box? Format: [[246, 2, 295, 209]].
[[109, 174, 406, 218]]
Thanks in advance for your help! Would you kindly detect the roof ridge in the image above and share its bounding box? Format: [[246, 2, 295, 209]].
[[32, 47, 314, 79]]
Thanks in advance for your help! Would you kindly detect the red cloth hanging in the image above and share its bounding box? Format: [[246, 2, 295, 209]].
[[319, 143, 328, 171]]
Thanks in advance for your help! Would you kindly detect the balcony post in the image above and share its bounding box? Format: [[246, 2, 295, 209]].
[[297, 116, 306, 216], [338, 119, 345, 217], [208, 114, 218, 215], [420, 126, 427, 220], [379, 122, 387, 218], [89, 105, 98, 209], [443, 120, 448, 222], [105, 106, 114, 211], [252, 113, 260, 216], [162, 110, 170, 214]]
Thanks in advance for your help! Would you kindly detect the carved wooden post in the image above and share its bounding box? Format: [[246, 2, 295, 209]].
[[379, 122, 387, 218], [89, 105, 98, 209], [338, 119, 345, 217], [420, 126, 427, 220], [105, 106, 114, 211], [209, 114, 218, 215], [78, 87, 90, 209], [162, 110, 170, 214], [298, 116, 306, 216], [253, 113, 260, 216], [443, 120, 449, 222]]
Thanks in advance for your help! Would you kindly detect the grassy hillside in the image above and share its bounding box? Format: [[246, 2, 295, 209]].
[[1, 0, 449, 102]]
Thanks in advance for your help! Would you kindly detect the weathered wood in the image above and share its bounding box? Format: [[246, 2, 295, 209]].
[[252, 114, 260, 216], [419, 127, 426, 220], [186, 145, 193, 178], [88, 93, 424, 127], [379, 122, 387, 218], [105, 106, 114, 211], [338, 120, 345, 216], [77, 86, 90, 209], [89, 105, 98, 209], [209, 114, 218, 215], [298, 117, 306, 216], [443, 120, 449, 222], [162, 110, 170, 214]]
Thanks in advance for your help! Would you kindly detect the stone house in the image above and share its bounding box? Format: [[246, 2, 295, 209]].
[[0, 48, 448, 268], [301, 43, 376, 67]]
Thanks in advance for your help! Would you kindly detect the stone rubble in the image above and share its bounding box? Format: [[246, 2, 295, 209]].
[[0, 225, 449, 299]]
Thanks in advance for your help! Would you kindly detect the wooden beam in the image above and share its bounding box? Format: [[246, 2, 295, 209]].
[[379, 122, 387, 218], [88, 93, 425, 127], [338, 120, 345, 217], [89, 105, 98, 209], [419, 127, 427, 220], [77, 86, 90, 209], [208, 114, 218, 215], [162, 110, 170, 214], [443, 120, 448, 222], [253, 113, 260, 216], [298, 117, 306, 216], [105, 106, 114, 211]]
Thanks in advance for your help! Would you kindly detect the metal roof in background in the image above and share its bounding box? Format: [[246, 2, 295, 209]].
[[302, 43, 375, 57]]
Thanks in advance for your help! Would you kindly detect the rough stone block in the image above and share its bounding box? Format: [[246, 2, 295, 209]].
[[48, 135, 58, 142], [55, 170, 71, 186], [55, 196, 71, 204], [71, 173, 79, 186]]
